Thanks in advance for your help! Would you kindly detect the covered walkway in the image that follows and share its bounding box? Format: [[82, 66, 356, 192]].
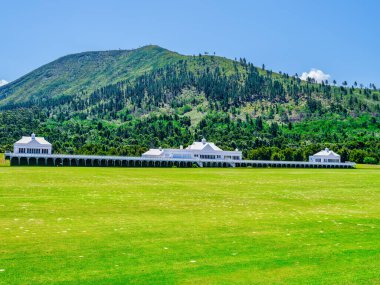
[[4, 152, 356, 169]]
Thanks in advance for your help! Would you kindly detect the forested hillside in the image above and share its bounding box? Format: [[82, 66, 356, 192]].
[[1, 45, 379, 163]]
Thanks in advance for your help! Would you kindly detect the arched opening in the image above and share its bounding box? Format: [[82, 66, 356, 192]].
[[55, 158, 62, 166], [27, 157, 36, 166], [37, 158, 46, 166], [46, 158, 54, 166], [10, 157, 19, 166], [19, 157, 28, 166], [62, 158, 70, 166]]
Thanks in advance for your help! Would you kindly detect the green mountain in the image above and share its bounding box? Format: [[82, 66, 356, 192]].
[[0, 45, 182, 107], [0, 45, 379, 163]]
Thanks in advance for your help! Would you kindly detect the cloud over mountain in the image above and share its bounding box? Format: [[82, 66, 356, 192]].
[[300, 69, 330, 83]]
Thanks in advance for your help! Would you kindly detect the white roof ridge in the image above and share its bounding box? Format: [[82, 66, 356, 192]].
[[313, 149, 340, 156], [15, 135, 52, 145]]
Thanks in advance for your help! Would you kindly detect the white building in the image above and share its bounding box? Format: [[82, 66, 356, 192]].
[[13, 133, 52, 155], [309, 148, 341, 163], [142, 138, 242, 160]]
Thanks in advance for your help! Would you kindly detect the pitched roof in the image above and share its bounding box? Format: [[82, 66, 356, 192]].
[[313, 148, 340, 157], [185, 139, 222, 151], [15, 135, 51, 145], [142, 149, 164, 156]]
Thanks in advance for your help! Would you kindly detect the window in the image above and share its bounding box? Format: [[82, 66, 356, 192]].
[[200, 155, 216, 159], [25, 148, 43, 154], [173, 154, 191, 159]]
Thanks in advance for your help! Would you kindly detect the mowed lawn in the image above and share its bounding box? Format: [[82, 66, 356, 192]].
[[0, 167, 379, 284]]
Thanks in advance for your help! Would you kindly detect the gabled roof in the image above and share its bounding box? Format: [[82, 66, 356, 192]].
[[185, 139, 222, 151], [15, 135, 51, 146], [142, 149, 164, 156], [313, 148, 340, 157]]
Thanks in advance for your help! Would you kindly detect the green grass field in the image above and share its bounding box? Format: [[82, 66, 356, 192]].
[[0, 166, 379, 284]]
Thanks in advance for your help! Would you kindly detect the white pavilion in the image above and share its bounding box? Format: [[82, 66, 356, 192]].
[[309, 148, 341, 163], [13, 133, 52, 155], [142, 138, 242, 160]]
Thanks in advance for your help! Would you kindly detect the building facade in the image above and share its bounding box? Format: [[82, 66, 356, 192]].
[[142, 138, 242, 160], [13, 133, 52, 155], [309, 148, 341, 163]]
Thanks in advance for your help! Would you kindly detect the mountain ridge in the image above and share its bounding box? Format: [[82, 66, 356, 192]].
[[0, 45, 183, 106]]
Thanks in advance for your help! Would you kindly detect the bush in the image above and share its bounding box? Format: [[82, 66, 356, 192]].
[[349, 149, 367, 163], [271, 152, 285, 161], [363, 156, 378, 165]]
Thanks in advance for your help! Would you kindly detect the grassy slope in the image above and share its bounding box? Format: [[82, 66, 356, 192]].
[[0, 45, 184, 106], [0, 167, 379, 284], [0, 45, 271, 109], [0, 45, 251, 108]]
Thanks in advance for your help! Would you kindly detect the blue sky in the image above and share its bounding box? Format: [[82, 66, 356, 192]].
[[1, 0, 379, 86]]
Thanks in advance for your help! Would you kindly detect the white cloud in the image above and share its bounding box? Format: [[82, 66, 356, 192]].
[[0, 79, 8, 87], [300, 69, 330, 83]]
